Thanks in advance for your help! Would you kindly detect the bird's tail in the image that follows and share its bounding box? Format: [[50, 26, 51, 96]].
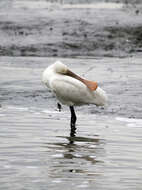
[[93, 87, 108, 106]]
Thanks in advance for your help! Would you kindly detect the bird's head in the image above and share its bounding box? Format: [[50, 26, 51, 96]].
[[53, 61, 68, 74]]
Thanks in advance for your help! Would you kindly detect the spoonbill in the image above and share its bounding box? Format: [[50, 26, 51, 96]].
[[42, 61, 107, 130]]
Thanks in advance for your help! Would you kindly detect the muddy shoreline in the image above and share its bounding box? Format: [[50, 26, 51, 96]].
[[0, 2, 142, 57]]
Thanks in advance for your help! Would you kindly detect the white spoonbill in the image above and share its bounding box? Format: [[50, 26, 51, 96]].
[[42, 61, 107, 130]]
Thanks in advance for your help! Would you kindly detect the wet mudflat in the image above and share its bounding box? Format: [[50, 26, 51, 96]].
[[0, 56, 142, 190], [0, 1, 142, 57]]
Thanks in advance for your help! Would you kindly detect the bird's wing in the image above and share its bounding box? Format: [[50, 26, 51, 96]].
[[50, 77, 93, 105]]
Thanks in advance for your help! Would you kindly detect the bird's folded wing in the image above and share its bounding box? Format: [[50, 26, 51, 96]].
[[50, 78, 93, 105]]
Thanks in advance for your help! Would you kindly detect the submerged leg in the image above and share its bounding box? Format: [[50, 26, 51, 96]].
[[69, 106, 77, 130], [69, 125, 76, 144]]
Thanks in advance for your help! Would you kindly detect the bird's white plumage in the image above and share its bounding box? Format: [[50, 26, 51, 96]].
[[42, 61, 107, 106]]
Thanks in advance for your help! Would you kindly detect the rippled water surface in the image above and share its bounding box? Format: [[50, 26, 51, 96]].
[[0, 56, 142, 190]]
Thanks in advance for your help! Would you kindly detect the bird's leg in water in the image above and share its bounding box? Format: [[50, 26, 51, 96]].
[[69, 106, 77, 130], [57, 103, 62, 112], [70, 127, 76, 137], [69, 125, 76, 144]]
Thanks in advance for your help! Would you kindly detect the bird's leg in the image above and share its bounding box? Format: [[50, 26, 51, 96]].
[[69, 126, 76, 144], [70, 125, 76, 137], [69, 106, 77, 130], [57, 102, 62, 112]]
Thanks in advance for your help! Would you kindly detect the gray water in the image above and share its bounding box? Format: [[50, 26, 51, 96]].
[[0, 56, 142, 190]]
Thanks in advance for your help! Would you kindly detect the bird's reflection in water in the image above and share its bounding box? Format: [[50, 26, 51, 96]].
[[46, 130, 104, 163], [41, 125, 105, 178]]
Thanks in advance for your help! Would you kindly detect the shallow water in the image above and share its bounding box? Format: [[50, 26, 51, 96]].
[[0, 106, 142, 190], [0, 56, 142, 189], [62, 3, 123, 9], [13, 1, 123, 9]]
